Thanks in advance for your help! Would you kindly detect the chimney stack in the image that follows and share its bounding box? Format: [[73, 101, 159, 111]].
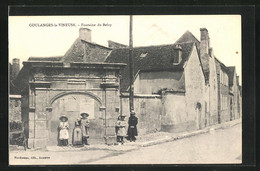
[[173, 44, 182, 64], [200, 28, 210, 56], [79, 28, 92, 42], [12, 58, 20, 79]]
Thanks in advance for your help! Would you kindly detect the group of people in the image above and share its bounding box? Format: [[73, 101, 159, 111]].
[[115, 111, 138, 145], [58, 111, 138, 146], [58, 112, 90, 146]]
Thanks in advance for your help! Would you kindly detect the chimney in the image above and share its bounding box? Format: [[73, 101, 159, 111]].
[[12, 58, 20, 79], [200, 28, 210, 56], [79, 28, 92, 42], [173, 44, 182, 64]]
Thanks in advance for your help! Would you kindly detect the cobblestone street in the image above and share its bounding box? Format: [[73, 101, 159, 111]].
[[9, 122, 241, 165]]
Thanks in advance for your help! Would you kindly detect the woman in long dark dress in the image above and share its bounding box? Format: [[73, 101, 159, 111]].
[[127, 111, 138, 142]]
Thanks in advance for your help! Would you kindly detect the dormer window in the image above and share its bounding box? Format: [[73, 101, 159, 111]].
[[140, 52, 148, 58], [173, 44, 182, 64]]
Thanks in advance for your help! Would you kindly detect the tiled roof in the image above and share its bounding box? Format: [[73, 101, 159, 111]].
[[215, 57, 229, 72], [108, 40, 128, 49], [62, 38, 111, 63], [200, 53, 210, 83], [228, 66, 235, 86], [175, 30, 200, 48], [105, 42, 195, 91], [28, 38, 112, 63]]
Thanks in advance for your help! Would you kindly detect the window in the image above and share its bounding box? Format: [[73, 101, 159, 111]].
[[140, 53, 148, 58], [173, 55, 179, 63]]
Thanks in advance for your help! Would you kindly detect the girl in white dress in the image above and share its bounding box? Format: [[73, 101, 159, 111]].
[[58, 115, 69, 146]]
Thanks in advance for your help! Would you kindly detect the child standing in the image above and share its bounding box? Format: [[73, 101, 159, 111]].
[[115, 114, 127, 145], [58, 115, 69, 146]]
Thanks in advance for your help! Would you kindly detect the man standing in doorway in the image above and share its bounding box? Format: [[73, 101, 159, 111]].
[[127, 111, 138, 142]]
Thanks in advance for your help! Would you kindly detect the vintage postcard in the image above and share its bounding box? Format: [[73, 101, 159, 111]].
[[9, 15, 242, 165]]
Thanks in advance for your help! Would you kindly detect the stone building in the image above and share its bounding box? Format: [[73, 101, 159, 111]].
[[215, 58, 231, 123], [106, 39, 207, 133], [12, 27, 242, 148], [172, 28, 241, 125], [197, 28, 219, 125], [14, 28, 126, 148], [106, 27, 242, 133], [228, 66, 241, 120]]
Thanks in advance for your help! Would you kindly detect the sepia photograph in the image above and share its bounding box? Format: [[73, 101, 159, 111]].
[[8, 15, 242, 165]]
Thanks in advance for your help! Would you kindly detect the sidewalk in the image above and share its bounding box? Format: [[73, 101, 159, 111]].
[[17, 119, 241, 153], [135, 118, 241, 147]]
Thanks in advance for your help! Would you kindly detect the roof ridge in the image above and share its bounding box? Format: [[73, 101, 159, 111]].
[[111, 42, 195, 50], [81, 39, 112, 50], [29, 56, 63, 58], [175, 30, 200, 44]]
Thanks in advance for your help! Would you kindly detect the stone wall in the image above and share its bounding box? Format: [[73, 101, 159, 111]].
[[120, 94, 162, 135], [135, 71, 184, 94], [184, 45, 207, 129], [160, 92, 194, 133], [9, 95, 22, 122]]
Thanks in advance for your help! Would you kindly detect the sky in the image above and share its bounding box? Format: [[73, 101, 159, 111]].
[[9, 15, 241, 83]]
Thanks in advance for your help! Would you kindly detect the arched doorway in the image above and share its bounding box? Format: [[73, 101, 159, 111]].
[[47, 92, 104, 146]]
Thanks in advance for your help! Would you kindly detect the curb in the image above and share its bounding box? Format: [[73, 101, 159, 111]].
[[136, 119, 241, 148], [45, 144, 139, 152]]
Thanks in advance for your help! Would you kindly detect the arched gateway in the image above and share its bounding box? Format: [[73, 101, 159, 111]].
[[17, 61, 126, 149], [48, 92, 104, 146]]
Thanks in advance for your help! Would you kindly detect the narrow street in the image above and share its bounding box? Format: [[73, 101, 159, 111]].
[[87, 123, 242, 164], [9, 124, 241, 165]]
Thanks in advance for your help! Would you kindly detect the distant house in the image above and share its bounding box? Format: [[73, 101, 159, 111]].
[[228, 66, 241, 120], [215, 58, 231, 123]]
